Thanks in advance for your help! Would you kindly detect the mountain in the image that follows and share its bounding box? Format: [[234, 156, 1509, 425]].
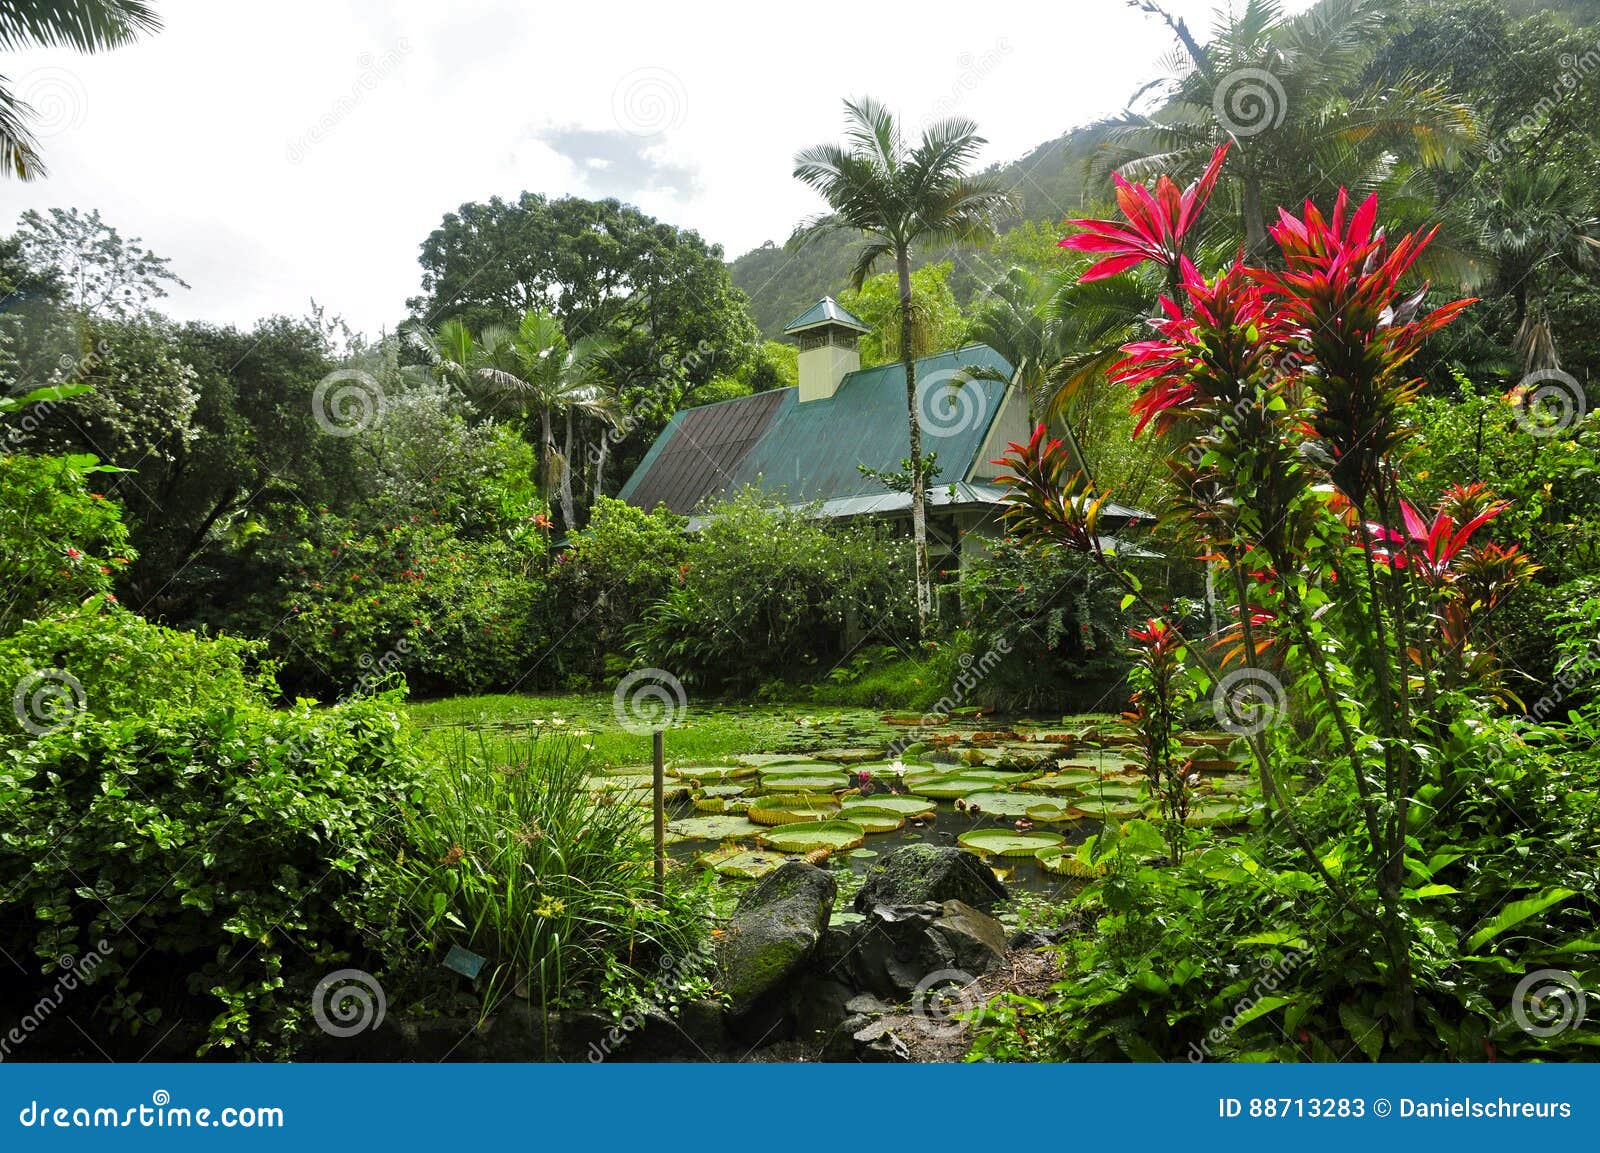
[[728, 123, 1109, 338]]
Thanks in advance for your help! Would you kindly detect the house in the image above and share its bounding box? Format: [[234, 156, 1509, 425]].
[[617, 296, 1145, 584]]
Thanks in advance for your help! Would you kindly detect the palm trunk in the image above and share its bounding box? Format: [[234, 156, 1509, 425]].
[[558, 408, 577, 531], [899, 251, 931, 638], [539, 405, 557, 495], [594, 427, 612, 501]]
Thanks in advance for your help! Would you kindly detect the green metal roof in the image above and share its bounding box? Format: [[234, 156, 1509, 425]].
[[781, 296, 872, 335], [619, 344, 1018, 514]]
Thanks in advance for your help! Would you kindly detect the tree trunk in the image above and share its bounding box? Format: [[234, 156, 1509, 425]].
[[899, 251, 931, 637], [594, 427, 611, 502], [558, 407, 577, 531], [539, 405, 557, 495]]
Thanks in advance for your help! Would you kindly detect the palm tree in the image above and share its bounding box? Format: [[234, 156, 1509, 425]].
[[0, 1, 160, 178], [1103, 0, 1479, 258], [1470, 163, 1600, 372], [403, 317, 478, 391], [476, 309, 614, 530], [790, 97, 1017, 635]]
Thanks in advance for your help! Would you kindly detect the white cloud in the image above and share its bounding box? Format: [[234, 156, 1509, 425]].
[[0, 0, 1313, 335]]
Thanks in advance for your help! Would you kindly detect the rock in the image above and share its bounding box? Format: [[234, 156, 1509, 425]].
[[853, 844, 1008, 913], [1009, 926, 1069, 950], [841, 900, 1008, 1000], [854, 1020, 911, 1062], [625, 1002, 728, 1061], [845, 992, 894, 1015], [788, 973, 856, 1038], [718, 862, 837, 1014], [934, 900, 1009, 974]]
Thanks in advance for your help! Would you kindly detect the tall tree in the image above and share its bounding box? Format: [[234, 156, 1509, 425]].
[[1104, 0, 1479, 258], [0, 1, 159, 179], [408, 194, 756, 403], [475, 309, 614, 531], [790, 97, 1017, 635]]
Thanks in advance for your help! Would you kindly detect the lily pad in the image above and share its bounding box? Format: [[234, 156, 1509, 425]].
[[665, 814, 764, 841], [697, 784, 750, 799], [840, 794, 936, 820], [693, 795, 754, 814], [671, 764, 757, 783], [957, 791, 1043, 818], [910, 772, 1016, 799], [697, 847, 789, 880], [838, 808, 905, 834], [758, 767, 849, 791], [1036, 844, 1107, 877], [957, 828, 1065, 858], [757, 820, 866, 854], [1063, 796, 1146, 819], [748, 793, 841, 826], [734, 753, 816, 769], [1020, 769, 1104, 793]]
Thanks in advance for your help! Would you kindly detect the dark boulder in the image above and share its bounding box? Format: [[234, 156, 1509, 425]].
[[853, 844, 1007, 913]]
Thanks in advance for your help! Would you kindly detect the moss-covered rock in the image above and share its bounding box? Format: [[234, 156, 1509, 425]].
[[853, 843, 1008, 913], [717, 862, 836, 1014]]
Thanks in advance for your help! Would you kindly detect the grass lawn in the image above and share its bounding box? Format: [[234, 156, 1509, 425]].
[[406, 691, 905, 769]]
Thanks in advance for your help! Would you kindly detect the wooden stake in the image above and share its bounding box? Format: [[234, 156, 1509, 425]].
[[652, 728, 665, 900]]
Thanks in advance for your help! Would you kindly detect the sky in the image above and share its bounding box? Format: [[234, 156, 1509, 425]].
[[0, 0, 1312, 336]]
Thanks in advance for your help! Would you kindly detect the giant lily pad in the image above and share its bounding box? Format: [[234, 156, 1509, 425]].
[[910, 772, 1021, 799], [693, 795, 754, 814], [758, 767, 849, 791], [671, 764, 757, 783], [1036, 844, 1106, 877], [697, 846, 789, 880], [957, 829, 1064, 858], [840, 794, 935, 820], [734, 753, 816, 769], [1020, 769, 1104, 793], [1063, 796, 1146, 819], [748, 793, 841, 826], [666, 814, 764, 841], [837, 808, 905, 834], [958, 791, 1044, 819], [757, 820, 866, 853]]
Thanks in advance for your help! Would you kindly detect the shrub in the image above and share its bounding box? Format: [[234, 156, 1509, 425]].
[[625, 489, 916, 690], [203, 510, 554, 698], [0, 609, 423, 1057], [380, 732, 711, 1018], [553, 497, 689, 681], [0, 452, 132, 632], [0, 603, 271, 740], [954, 538, 1132, 712]]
